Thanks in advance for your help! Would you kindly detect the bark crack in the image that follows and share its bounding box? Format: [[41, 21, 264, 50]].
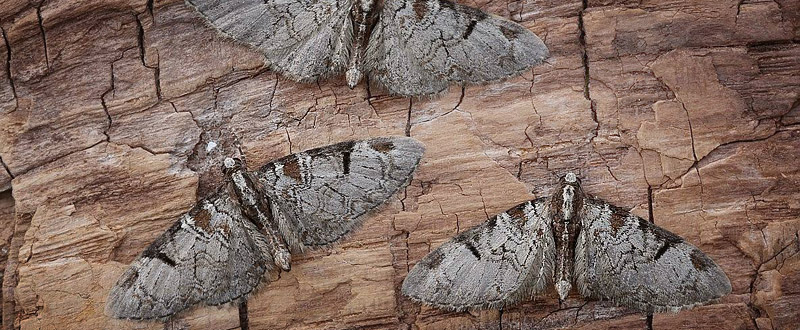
[[660, 123, 799, 188], [453, 86, 465, 111], [647, 185, 654, 223], [100, 47, 133, 144], [238, 300, 250, 330], [404, 99, 412, 137], [135, 13, 162, 101], [0, 155, 13, 179], [1, 26, 19, 111], [677, 100, 699, 162], [36, 2, 50, 70], [578, 0, 598, 141]]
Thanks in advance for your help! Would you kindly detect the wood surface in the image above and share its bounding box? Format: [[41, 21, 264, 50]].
[[0, 0, 798, 329]]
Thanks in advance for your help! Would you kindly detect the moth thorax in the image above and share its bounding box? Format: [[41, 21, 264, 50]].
[[561, 185, 576, 221], [231, 171, 257, 206]]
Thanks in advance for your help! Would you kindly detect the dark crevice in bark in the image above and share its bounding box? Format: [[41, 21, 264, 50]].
[[135, 13, 162, 101], [1, 27, 19, 111], [735, 0, 745, 18], [746, 39, 799, 48], [498, 309, 503, 330], [0, 156, 12, 180], [238, 300, 250, 330], [100, 48, 129, 143], [285, 127, 293, 154], [659, 123, 800, 189], [647, 185, 654, 223], [35, 2, 50, 69], [8, 139, 107, 181], [579, 0, 599, 141], [152, 53, 162, 101], [453, 86, 465, 110], [405, 99, 413, 137], [678, 101, 699, 162], [135, 15, 147, 66], [100, 95, 112, 142]]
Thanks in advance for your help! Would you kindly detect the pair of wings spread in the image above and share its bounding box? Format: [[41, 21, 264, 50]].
[[402, 197, 732, 313], [185, 0, 549, 95], [106, 138, 425, 319]]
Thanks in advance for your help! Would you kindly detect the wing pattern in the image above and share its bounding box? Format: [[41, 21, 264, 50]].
[[574, 199, 732, 313], [255, 137, 425, 250], [402, 199, 555, 311], [106, 189, 274, 319]]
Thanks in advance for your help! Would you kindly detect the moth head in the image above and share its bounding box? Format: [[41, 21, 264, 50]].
[[222, 157, 244, 173], [558, 172, 585, 200], [560, 172, 581, 186]]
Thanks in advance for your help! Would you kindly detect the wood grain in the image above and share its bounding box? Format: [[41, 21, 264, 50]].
[[0, 0, 798, 329]]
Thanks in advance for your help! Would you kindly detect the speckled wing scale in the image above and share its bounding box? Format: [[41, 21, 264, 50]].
[[574, 199, 732, 313], [364, 0, 549, 95], [184, 0, 549, 96], [184, 0, 354, 82], [403, 173, 732, 314], [255, 138, 426, 250], [106, 137, 424, 319], [402, 199, 556, 311], [105, 190, 274, 319]]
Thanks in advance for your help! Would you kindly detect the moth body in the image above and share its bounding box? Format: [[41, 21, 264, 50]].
[[345, 0, 376, 88], [551, 173, 583, 301], [225, 157, 293, 271]]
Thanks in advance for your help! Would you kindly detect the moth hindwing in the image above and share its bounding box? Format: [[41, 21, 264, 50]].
[[402, 173, 731, 313], [106, 137, 425, 319], [185, 0, 549, 96]]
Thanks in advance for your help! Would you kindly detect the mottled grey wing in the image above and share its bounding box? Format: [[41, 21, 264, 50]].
[[105, 188, 275, 319], [364, 0, 549, 96], [254, 137, 424, 251], [574, 199, 732, 313], [401, 199, 555, 311], [185, 0, 353, 81]]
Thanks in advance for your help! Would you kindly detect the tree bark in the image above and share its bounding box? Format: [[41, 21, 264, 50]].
[[0, 0, 798, 329]]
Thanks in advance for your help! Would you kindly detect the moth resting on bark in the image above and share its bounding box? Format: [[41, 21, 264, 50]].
[[184, 0, 550, 96], [106, 137, 425, 319], [402, 173, 732, 313]]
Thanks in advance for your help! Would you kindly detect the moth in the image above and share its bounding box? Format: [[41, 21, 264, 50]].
[[106, 137, 425, 319], [184, 0, 550, 96], [402, 173, 731, 313]]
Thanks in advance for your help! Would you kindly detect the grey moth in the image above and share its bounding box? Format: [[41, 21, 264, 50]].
[[185, 0, 550, 96], [402, 173, 731, 313], [106, 137, 425, 319]]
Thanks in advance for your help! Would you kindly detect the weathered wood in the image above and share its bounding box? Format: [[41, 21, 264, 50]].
[[0, 0, 798, 329]]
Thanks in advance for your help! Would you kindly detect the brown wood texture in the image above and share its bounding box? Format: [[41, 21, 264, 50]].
[[0, 0, 798, 329]]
